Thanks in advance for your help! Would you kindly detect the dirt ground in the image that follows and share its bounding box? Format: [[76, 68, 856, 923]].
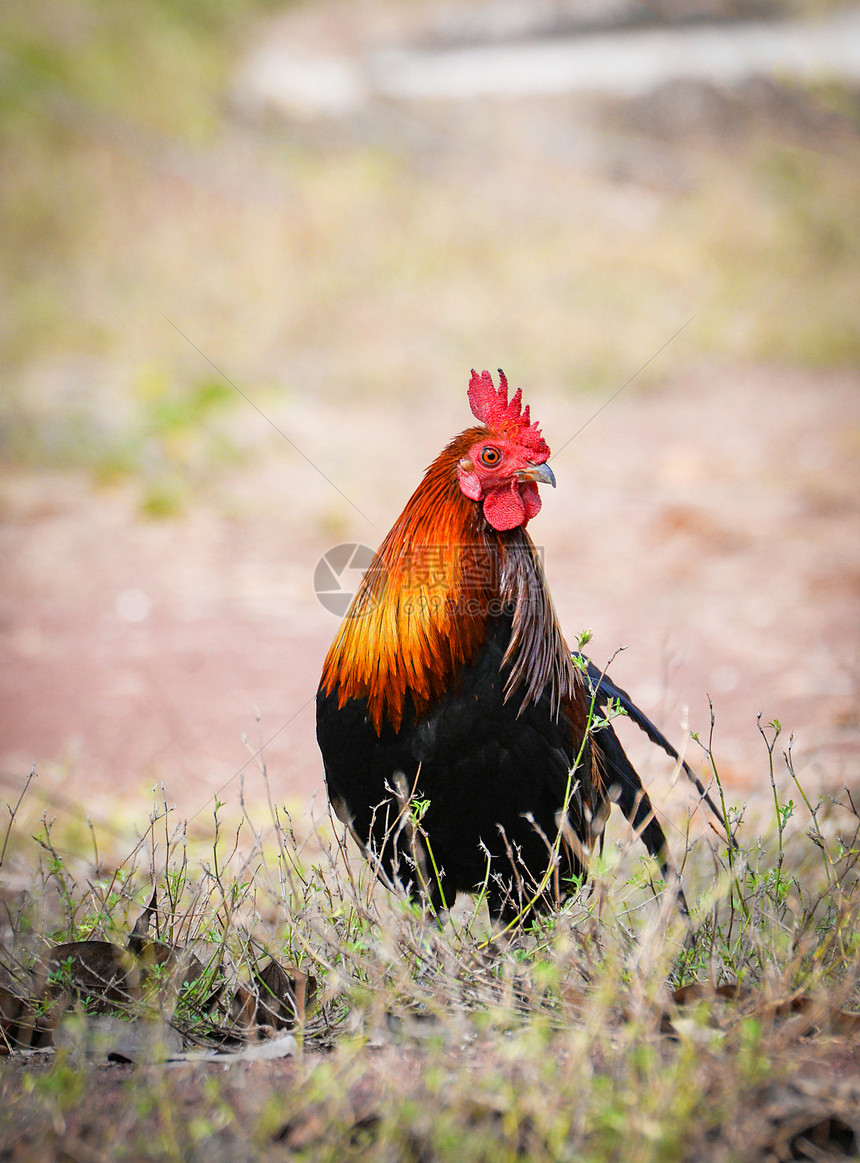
[[1, 0, 859, 845], [2, 362, 858, 836], [3, 1034, 860, 1160]]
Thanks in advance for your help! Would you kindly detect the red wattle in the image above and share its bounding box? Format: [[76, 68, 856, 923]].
[[483, 482, 541, 531], [521, 482, 542, 521]]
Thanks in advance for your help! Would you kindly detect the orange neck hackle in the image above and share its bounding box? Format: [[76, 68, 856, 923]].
[[320, 430, 499, 734]]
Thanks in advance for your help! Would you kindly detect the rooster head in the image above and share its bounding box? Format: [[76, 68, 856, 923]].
[[458, 369, 555, 531]]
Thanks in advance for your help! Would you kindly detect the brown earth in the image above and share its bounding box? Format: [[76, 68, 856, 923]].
[[1, 0, 859, 845], [3, 1035, 860, 1160], [2, 362, 858, 835]]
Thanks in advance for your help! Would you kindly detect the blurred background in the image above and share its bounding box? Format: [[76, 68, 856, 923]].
[[1, 0, 859, 836]]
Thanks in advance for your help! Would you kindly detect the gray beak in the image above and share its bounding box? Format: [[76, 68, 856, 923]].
[[518, 462, 556, 488]]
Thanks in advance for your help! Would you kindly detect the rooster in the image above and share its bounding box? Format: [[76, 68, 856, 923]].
[[317, 370, 714, 925]]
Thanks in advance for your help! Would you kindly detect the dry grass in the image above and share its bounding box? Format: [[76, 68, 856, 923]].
[[0, 720, 858, 1161], [2, 1, 860, 522]]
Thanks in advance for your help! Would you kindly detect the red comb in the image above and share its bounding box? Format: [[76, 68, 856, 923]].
[[467, 369, 550, 459]]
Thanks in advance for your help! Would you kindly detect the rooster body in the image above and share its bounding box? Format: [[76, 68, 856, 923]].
[[318, 371, 680, 923]]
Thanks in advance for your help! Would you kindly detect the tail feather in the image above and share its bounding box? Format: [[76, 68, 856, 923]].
[[575, 653, 731, 840], [591, 719, 676, 868]]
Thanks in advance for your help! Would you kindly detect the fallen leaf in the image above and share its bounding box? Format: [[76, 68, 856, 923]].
[[45, 942, 138, 1011], [251, 959, 317, 1029]]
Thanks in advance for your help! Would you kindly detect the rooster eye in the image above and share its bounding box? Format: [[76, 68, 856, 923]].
[[481, 447, 501, 466]]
